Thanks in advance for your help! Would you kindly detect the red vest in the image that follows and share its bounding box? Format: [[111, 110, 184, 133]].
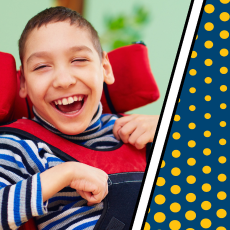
[[0, 119, 149, 230]]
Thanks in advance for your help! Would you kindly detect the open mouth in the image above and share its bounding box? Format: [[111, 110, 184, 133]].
[[51, 95, 86, 114]]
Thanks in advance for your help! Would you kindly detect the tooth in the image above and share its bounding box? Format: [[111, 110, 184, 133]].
[[54, 101, 58, 105], [62, 98, 68, 105], [58, 100, 62, 105], [68, 97, 74, 104], [74, 96, 78, 101], [79, 96, 82, 101]]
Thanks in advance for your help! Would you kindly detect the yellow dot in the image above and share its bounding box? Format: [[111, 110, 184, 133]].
[[220, 121, 226, 127], [202, 183, 211, 192], [170, 202, 181, 213], [220, 103, 227, 109], [189, 105, 196, 111], [201, 201, 211, 210], [148, 208, 150, 213], [156, 177, 165, 186], [186, 229, 195, 230], [155, 194, 166, 205], [218, 156, 226, 163], [204, 40, 213, 49], [220, 48, 229, 57], [186, 193, 196, 202], [185, 210, 196, 221], [189, 87, 196, 93], [161, 160, 165, 168], [144, 222, 150, 230], [205, 22, 214, 31], [186, 175, 196, 184], [178, 98, 180, 103], [154, 212, 166, 223], [172, 150, 181, 158], [174, 115, 180, 121], [205, 59, 213, 66], [218, 174, 227, 182], [220, 12, 230, 21], [189, 69, 197, 76], [188, 123, 196, 129], [202, 166, 211, 174], [200, 218, 211, 228], [205, 4, 215, 13], [203, 148, 211, 156], [220, 85, 227, 92], [169, 220, 181, 230], [188, 140, 196, 148], [187, 158, 196, 166], [171, 167, 181, 176], [217, 191, 227, 200], [204, 131, 211, 137], [204, 113, 211, 119], [205, 95, 211, 101], [171, 185, 181, 194], [219, 138, 226, 145], [220, 0, 230, 3], [220, 67, 228, 74], [173, 132, 181, 140], [217, 209, 227, 218], [191, 51, 197, 58], [196, 35, 198, 40], [220, 30, 229, 39], [216, 227, 226, 230], [204, 77, 212, 84]]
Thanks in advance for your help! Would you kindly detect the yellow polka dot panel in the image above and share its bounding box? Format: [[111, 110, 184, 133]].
[[146, 1, 229, 229]]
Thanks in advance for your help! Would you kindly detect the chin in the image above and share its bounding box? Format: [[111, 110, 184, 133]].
[[56, 123, 88, 135]]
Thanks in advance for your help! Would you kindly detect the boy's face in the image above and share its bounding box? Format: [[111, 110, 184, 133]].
[[20, 21, 114, 135]]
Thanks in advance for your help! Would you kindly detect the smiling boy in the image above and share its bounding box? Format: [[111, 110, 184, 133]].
[[20, 19, 113, 136], [0, 7, 158, 230]]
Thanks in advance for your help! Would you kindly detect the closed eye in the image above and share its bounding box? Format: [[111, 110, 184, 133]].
[[72, 59, 87, 63], [34, 65, 48, 71]]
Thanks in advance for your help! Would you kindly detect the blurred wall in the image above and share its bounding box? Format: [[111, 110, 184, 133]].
[[0, 0, 191, 115], [84, 0, 191, 115], [0, 0, 51, 64]]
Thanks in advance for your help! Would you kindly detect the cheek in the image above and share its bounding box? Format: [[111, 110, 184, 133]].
[[90, 66, 104, 86], [90, 75, 104, 98], [26, 78, 48, 102], [78, 67, 104, 92]]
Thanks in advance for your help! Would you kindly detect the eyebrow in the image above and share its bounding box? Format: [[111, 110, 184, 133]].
[[69, 45, 93, 54], [26, 45, 93, 64]]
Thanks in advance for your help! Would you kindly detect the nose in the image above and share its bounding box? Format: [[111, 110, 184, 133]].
[[52, 69, 77, 89]]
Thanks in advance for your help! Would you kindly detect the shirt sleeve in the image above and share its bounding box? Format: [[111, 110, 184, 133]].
[[0, 173, 48, 230], [0, 135, 51, 229]]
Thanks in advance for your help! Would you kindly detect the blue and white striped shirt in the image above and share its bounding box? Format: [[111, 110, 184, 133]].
[[0, 104, 119, 230]]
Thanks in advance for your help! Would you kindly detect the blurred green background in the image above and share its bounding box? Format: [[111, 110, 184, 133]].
[[0, 0, 191, 115]]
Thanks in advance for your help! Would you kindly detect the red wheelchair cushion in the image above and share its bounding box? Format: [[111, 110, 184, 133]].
[[102, 44, 159, 113], [0, 52, 17, 123]]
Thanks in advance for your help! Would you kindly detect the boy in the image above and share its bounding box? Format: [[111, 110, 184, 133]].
[[0, 7, 158, 230]]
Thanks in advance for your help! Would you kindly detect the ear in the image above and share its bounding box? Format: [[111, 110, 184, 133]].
[[102, 51, 115, 85], [19, 66, 28, 98]]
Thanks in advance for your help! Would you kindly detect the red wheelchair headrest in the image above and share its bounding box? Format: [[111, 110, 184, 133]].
[[0, 44, 159, 123]]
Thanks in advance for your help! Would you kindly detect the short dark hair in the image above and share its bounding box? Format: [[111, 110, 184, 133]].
[[19, 6, 103, 64]]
